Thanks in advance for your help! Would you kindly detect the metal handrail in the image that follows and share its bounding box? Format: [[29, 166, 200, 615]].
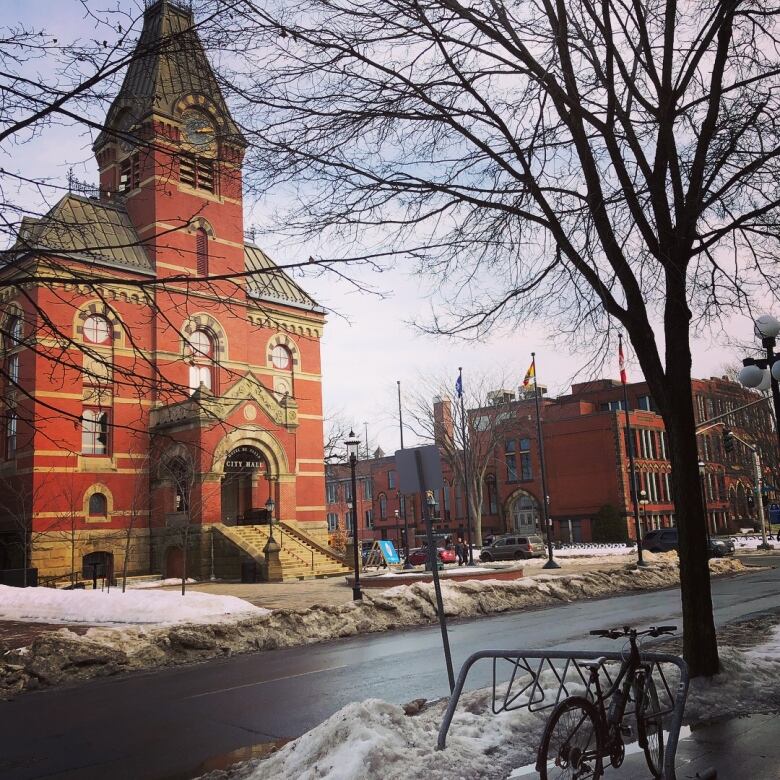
[[438, 648, 688, 780]]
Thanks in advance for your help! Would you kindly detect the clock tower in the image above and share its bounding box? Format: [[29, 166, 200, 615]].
[[94, 0, 248, 285]]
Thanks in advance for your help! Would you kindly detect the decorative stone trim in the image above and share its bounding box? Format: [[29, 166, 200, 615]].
[[82, 482, 113, 523]]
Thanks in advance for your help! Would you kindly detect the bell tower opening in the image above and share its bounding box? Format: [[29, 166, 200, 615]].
[[221, 446, 271, 525]]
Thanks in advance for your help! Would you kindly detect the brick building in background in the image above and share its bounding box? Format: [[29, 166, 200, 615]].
[[0, 1, 344, 583], [326, 377, 777, 548]]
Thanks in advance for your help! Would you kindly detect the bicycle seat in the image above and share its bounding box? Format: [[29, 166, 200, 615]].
[[586, 657, 607, 672]]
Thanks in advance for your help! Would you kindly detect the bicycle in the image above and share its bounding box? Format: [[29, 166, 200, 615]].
[[536, 625, 677, 779]]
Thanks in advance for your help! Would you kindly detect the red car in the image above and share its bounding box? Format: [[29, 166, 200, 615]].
[[406, 546, 457, 566]]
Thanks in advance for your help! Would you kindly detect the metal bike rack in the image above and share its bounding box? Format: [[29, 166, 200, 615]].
[[438, 649, 689, 779]]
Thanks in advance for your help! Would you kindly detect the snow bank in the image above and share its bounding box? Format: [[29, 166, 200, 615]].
[[0, 584, 266, 625], [221, 618, 780, 780], [0, 555, 747, 698]]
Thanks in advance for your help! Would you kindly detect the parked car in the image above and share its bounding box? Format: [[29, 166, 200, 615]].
[[643, 528, 734, 557], [479, 534, 546, 561], [406, 545, 457, 566]]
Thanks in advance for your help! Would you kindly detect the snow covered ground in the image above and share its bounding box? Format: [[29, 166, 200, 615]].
[[218, 617, 780, 780], [730, 534, 778, 549], [0, 584, 267, 625]]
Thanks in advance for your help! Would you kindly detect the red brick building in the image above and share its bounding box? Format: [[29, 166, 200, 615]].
[[327, 377, 777, 548], [0, 1, 342, 582]]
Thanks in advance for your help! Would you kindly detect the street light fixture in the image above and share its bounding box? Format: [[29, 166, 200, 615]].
[[738, 314, 780, 452], [265, 495, 276, 542], [345, 430, 362, 601], [638, 489, 649, 535]]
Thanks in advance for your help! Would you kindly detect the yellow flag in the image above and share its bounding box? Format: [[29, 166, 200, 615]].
[[523, 361, 535, 387]]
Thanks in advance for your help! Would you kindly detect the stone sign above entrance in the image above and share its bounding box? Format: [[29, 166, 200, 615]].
[[224, 445, 267, 472]]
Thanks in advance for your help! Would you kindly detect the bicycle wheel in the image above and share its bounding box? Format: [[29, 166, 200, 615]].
[[636, 674, 664, 777], [537, 696, 603, 780]]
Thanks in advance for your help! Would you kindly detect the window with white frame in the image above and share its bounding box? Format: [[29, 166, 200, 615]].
[[365, 509, 374, 529], [387, 470, 396, 490], [327, 512, 338, 531], [6, 410, 17, 458], [82, 409, 109, 455], [188, 329, 214, 392], [326, 482, 338, 503], [378, 494, 387, 519]]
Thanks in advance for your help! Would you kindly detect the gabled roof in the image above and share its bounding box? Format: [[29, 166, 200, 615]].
[[96, 0, 244, 149], [244, 244, 323, 313], [6, 194, 153, 274]]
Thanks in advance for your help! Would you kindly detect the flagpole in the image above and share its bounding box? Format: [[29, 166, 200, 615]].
[[620, 334, 646, 566], [532, 353, 560, 569], [458, 367, 475, 565]]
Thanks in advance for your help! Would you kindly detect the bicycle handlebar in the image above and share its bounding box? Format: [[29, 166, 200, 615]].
[[590, 625, 677, 639]]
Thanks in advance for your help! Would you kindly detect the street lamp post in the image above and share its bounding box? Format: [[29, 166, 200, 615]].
[[345, 430, 362, 601], [697, 461, 711, 550], [738, 314, 780, 453], [265, 495, 276, 542], [638, 489, 649, 538]]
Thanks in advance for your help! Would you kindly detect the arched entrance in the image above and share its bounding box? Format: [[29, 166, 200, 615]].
[[506, 490, 541, 535], [82, 551, 114, 583], [220, 445, 270, 524]]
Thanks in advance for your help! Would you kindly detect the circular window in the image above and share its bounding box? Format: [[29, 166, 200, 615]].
[[189, 330, 212, 357], [83, 315, 110, 344], [271, 344, 291, 370]]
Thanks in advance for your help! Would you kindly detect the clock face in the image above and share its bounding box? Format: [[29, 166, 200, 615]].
[[182, 109, 216, 151]]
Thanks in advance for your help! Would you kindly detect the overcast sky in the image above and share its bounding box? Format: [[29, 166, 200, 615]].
[[3, 0, 766, 454]]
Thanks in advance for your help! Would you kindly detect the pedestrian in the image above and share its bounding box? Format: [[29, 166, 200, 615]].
[[456, 537, 465, 566]]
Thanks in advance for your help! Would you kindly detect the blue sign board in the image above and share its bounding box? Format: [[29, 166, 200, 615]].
[[378, 540, 401, 564]]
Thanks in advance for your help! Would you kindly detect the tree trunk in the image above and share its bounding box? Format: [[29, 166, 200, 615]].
[[661, 350, 720, 677]]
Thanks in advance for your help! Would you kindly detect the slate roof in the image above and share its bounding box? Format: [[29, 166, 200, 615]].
[[244, 244, 322, 312], [7, 194, 153, 273], [96, 0, 244, 149]]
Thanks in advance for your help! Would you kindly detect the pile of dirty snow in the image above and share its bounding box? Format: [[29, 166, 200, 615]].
[[0, 555, 746, 698], [0, 584, 266, 626]]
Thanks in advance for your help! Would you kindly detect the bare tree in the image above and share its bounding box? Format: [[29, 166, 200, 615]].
[[406, 373, 519, 545], [219, 0, 780, 677], [323, 410, 353, 464], [0, 476, 48, 585]]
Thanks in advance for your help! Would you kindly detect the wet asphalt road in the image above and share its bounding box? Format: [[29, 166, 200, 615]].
[[1, 556, 778, 780]]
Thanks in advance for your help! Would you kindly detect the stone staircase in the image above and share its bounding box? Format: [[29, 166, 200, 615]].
[[214, 522, 351, 581]]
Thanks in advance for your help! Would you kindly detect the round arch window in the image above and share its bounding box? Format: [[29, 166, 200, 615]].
[[189, 329, 213, 357], [89, 492, 108, 516], [271, 344, 291, 370], [83, 315, 110, 344]]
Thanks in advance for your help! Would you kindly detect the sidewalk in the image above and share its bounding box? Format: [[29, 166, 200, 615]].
[[612, 712, 779, 778], [155, 557, 632, 610]]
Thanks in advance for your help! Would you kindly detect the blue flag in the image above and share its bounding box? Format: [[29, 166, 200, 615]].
[[455, 373, 463, 398]]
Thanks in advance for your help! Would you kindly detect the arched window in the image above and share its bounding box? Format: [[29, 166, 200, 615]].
[[188, 329, 214, 392], [89, 493, 108, 517], [196, 227, 208, 276], [83, 315, 111, 345], [379, 494, 388, 520], [7, 315, 22, 348], [271, 344, 291, 370]]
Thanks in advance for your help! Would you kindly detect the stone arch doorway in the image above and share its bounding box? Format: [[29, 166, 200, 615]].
[[165, 546, 184, 579], [82, 551, 114, 583], [220, 445, 270, 524], [505, 489, 541, 534]]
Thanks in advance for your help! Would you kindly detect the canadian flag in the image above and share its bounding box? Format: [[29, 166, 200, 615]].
[[619, 336, 628, 385]]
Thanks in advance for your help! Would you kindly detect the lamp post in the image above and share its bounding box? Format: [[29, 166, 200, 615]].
[[426, 491, 439, 571], [345, 430, 362, 600], [265, 495, 276, 542], [638, 489, 649, 537], [697, 460, 711, 549], [738, 314, 780, 453]]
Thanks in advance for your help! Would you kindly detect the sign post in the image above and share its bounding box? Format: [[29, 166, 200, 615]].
[[396, 445, 455, 693]]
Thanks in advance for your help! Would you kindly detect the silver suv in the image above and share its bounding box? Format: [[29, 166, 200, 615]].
[[480, 534, 546, 561]]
